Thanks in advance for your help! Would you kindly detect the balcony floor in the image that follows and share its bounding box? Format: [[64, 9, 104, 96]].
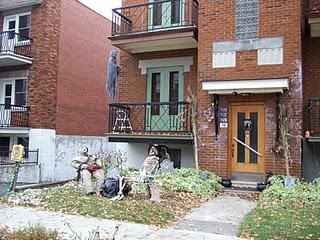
[[107, 132, 193, 144], [109, 27, 197, 53]]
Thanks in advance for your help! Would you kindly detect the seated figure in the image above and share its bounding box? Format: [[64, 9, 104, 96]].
[[72, 146, 104, 196], [112, 146, 159, 201]]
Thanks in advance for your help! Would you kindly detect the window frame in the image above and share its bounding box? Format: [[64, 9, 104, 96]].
[[3, 12, 32, 45]]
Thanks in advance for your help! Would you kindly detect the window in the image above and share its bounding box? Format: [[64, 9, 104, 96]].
[[15, 79, 27, 106], [3, 13, 31, 41]]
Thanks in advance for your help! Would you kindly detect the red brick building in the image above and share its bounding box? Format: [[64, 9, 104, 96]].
[[108, 0, 320, 182], [0, 0, 113, 182]]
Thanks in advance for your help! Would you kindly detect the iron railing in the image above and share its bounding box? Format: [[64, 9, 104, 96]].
[[310, 0, 320, 12], [0, 104, 29, 128], [111, 0, 198, 36], [109, 102, 191, 134], [308, 98, 320, 136], [0, 149, 39, 166], [0, 31, 33, 58]]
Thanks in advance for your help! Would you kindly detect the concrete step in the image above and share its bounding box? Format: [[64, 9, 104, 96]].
[[231, 180, 257, 189]]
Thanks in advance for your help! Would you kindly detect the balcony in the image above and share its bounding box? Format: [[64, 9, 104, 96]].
[[307, 0, 320, 37], [108, 102, 192, 144], [109, 0, 198, 53], [0, 104, 29, 128], [0, 31, 33, 67], [307, 98, 320, 141]]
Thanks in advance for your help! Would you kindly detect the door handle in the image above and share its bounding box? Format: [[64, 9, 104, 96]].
[[231, 143, 235, 158]]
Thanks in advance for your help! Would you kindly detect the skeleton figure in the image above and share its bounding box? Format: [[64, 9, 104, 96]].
[[72, 146, 104, 196], [107, 49, 120, 100], [112, 146, 159, 201]]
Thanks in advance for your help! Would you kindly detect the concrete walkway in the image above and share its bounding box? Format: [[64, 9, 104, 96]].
[[171, 195, 257, 236], [0, 195, 255, 239]]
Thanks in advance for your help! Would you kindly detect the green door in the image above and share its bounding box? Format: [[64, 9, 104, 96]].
[[148, 0, 185, 30], [146, 66, 184, 131]]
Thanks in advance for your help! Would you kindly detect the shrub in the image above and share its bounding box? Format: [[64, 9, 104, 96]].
[[157, 168, 221, 197], [0, 224, 60, 240]]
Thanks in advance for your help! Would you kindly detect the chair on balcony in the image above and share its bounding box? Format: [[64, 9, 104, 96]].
[[112, 106, 132, 133]]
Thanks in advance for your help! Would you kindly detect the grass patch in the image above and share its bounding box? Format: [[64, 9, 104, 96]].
[[239, 177, 320, 240], [0, 224, 60, 240], [3, 168, 221, 227]]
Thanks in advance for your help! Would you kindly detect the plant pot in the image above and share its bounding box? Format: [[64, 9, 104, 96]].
[[257, 182, 267, 192], [220, 179, 232, 188]]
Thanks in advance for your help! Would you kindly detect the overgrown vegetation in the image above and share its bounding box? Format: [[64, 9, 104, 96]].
[[3, 168, 221, 227], [0, 224, 60, 240], [239, 177, 320, 240]]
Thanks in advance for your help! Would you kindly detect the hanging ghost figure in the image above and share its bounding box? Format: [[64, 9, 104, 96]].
[[107, 49, 120, 100]]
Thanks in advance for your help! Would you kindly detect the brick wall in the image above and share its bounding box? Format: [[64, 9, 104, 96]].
[[0, 0, 112, 136], [197, 0, 303, 178], [55, 0, 112, 136], [27, 0, 61, 130]]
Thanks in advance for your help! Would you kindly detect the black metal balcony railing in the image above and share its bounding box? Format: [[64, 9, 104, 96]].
[[112, 0, 198, 36], [0, 104, 30, 128], [109, 102, 191, 134], [0, 149, 39, 166], [0, 31, 33, 58], [310, 0, 320, 12], [308, 98, 320, 136]]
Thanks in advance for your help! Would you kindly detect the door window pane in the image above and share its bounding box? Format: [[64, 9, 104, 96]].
[[171, 0, 181, 24], [151, 72, 161, 115], [249, 112, 258, 163], [153, 0, 162, 26], [5, 84, 12, 109], [169, 71, 179, 115], [15, 79, 27, 106], [237, 112, 245, 163]]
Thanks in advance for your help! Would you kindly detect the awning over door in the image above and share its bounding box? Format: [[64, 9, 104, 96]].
[[202, 79, 289, 95]]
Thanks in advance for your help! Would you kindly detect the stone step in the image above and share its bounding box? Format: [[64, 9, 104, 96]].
[[231, 180, 258, 189]]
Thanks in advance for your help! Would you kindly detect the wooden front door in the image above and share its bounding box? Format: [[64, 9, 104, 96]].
[[230, 103, 265, 173]]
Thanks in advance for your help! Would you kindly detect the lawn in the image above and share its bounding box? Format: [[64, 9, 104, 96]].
[[239, 177, 320, 240], [1, 169, 221, 227]]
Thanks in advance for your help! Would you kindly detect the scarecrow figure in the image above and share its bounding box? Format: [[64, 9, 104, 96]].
[[72, 146, 104, 196]]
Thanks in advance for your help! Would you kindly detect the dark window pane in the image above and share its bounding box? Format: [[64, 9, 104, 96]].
[[15, 79, 27, 92], [153, 0, 162, 26], [169, 71, 179, 115], [237, 112, 245, 163], [171, 0, 181, 24], [8, 21, 16, 30], [5, 85, 12, 96], [0, 137, 10, 157], [18, 29, 30, 40], [151, 72, 161, 115], [19, 15, 31, 28], [18, 137, 29, 158], [5, 98, 11, 109], [8, 30, 15, 39], [15, 94, 26, 106], [250, 112, 258, 164]]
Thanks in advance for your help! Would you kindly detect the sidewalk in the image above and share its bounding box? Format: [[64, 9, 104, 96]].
[[0, 203, 241, 240]]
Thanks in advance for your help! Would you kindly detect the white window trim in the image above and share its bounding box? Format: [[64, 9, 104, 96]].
[[3, 12, 32, 46], [0, 77, 28, 107], [139, 56, 193, 74]]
